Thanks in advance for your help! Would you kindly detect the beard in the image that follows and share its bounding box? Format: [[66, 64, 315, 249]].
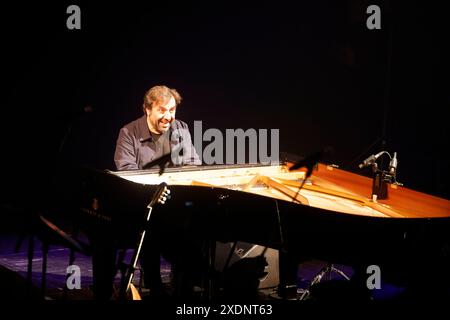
[[154, 119, 172, 133]]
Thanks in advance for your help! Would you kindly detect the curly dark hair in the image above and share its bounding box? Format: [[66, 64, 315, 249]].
[[142, 85, 182, 113]]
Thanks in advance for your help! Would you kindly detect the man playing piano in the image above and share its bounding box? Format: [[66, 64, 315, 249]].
[[114, 85, 201, 170], [104, 85, 201, 299]]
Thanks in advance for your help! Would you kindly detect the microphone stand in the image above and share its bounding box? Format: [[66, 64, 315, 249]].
[[118, 183, 170, 300], [366, 151, 400, 201]]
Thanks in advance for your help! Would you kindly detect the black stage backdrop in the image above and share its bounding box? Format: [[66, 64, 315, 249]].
[[1, 1, 448, 206]]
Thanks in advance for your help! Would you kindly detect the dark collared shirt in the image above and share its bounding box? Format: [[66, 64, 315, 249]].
[[114, 115, 201, 170]]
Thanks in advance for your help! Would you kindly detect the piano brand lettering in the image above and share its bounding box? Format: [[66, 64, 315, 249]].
[[66, 265, 81, 289], [66, 5, 81, 30], [80, 197, 112, 223], [191, 120, 279, 165], [81, 207, 112, 223], [366, 264, 381, 289], [366, 5, 381, 29]]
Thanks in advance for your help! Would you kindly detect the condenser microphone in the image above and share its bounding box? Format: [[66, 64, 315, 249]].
[[358, 151, 384, 169], [389, 152, 398, 175]]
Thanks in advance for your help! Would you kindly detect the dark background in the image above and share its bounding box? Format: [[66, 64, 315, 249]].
[[1, 0, 449, 204]]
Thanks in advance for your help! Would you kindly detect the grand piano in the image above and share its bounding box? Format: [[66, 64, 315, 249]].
[[71, 161, 450, 300]]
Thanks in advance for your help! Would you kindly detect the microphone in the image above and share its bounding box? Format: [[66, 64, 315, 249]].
[[142, 138, 187, 174], [142, 153, 172, 175], [389, 152, 398, 175], [289, 147, 333, 177], [358, 151, 384, 169]]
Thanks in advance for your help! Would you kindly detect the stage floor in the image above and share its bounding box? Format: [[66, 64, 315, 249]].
[[0, 232, 414, 302]]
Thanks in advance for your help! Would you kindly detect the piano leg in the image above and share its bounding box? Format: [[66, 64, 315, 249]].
[[89, 233, 118, 300], [277, 249, 299, 299], [140, 235, 164, 292]]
